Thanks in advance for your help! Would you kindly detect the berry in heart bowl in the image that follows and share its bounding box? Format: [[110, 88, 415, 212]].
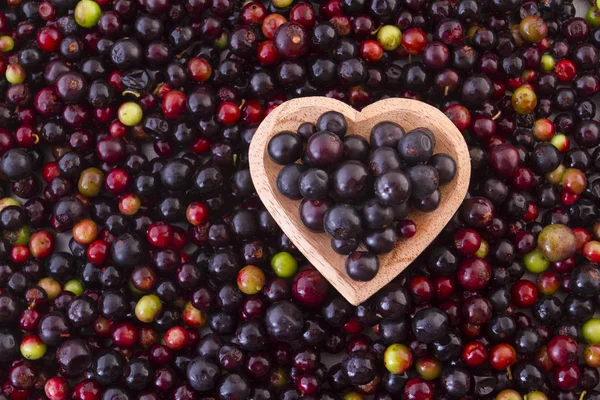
[[249, 97, 470, 305]]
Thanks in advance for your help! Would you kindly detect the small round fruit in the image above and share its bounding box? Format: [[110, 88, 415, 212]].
[[377, 25, 402, 51], [345, 251, 379, 282], [118, 102, 143, 127], [512, 85, 537, 114], [74, 0, 102, 28], [583, 319, 600, 344], [20, 334, 47, 360], [536, 224, 577, 262], [384, 344, 413, 374], [271, 252, 298, 278], [524, 248, 550, 273], [135, 294, 163, 323], [237, 265, 266, 295]]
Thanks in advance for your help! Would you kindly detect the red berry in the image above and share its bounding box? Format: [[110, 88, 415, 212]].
[[45, 376, 69, 400], [241, 100, 264, 124], [11, 245, 29, 264], [191, 137, 211, 154], [161, 90, 187, 120], [111, 322, 138, 348], [87, 240, 109, 265], [511, 279, 538, 308], [146, 222, 174, 248], [164, 326, 189, 350], [217, 101, 241, 125], [457, 257, 491, 291], [257, 40, 280, 66], [409, 276, 434, 304], [489, 343, 517, 370], [547, 335, 579, 367], [462, 341, 488, 367], [398, 219, 417, 238], [433, 276, 456, 300], [28, 230, 55, 259], [401, 27, 428, 55], [453, 228, 481, 256], [360, 40, 383, 63], [187, 57, 212, 82], [554, 59, 577, 82], [36, 26, 62, 52]]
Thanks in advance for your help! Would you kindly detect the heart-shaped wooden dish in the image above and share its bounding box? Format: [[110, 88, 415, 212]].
[[249, 97, 471, 305]]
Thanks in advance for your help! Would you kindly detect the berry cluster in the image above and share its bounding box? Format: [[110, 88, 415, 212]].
[[0, 0, 599, 399], [268, 110, 457, 281]]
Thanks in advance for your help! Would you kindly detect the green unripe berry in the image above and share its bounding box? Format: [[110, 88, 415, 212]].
[[377, 25, 402, 51], [524, 248, 550, 273], [74, 0, 102, 28], [78, 167, 104, 197], [587, 6, 600, 28], [272, 0, 293, 8], [583, 318, 600, 344], [6, 64, 25, 85], [540, 54, 555, 72], [384, 344, 413, 374], [135, 294, 163, 323], [118, 102, 143, 126], [512, 85, 537, 115], [38, 277, 62, 300], [271, 252, 298, 278], [0, 36, 14, 52], [20, 334, 47, 360], [64, 280, 84, 296], [214, 32, 228, 49], [0, 198, 21, 213], [4, 225, 31, 246]]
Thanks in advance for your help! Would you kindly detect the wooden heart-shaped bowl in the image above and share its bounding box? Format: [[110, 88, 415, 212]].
[[249, 97, 471, 305]]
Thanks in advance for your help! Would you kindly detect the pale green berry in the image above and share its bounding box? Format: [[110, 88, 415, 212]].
[[74, 0, 102, 28], [524, 248, 550, 273], [6, 64, 25, 85], [118, 102, 143, 126], [135, 294, 163, 323], [540, 54, 555, 72], [583, 318, 600, 344], [64, 280, 84, 296], [271, 252, 298, 278], [0, 36, 15, 52], [377, 25, 402, 51]]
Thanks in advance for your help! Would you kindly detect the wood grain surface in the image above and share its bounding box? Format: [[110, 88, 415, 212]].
[[249, 97, 471, 305]]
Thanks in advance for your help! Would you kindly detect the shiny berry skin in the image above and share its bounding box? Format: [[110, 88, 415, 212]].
[[461, 341, 487, 367], [292, 269, 328, 307], [547, 335, 579, 367], [457, 257, 491, 290], [489, 343, 517, 370], [402, 27, 428, 55], [164, 326, 188, 350], [453, 228, 481, 256], [554, 59, 577, 82], [87, 240, 109, 265], [217, 102, 241, 125], [146, 222, 173, 248], [37, 27, 62, 52], [511, 279, 538, 308], [161, 91, 187, 120], [45, 376, 69, 400]]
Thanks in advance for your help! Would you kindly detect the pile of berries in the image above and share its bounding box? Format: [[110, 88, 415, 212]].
[[268, 110, 457, 281], [0, 0, 599, 399]]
